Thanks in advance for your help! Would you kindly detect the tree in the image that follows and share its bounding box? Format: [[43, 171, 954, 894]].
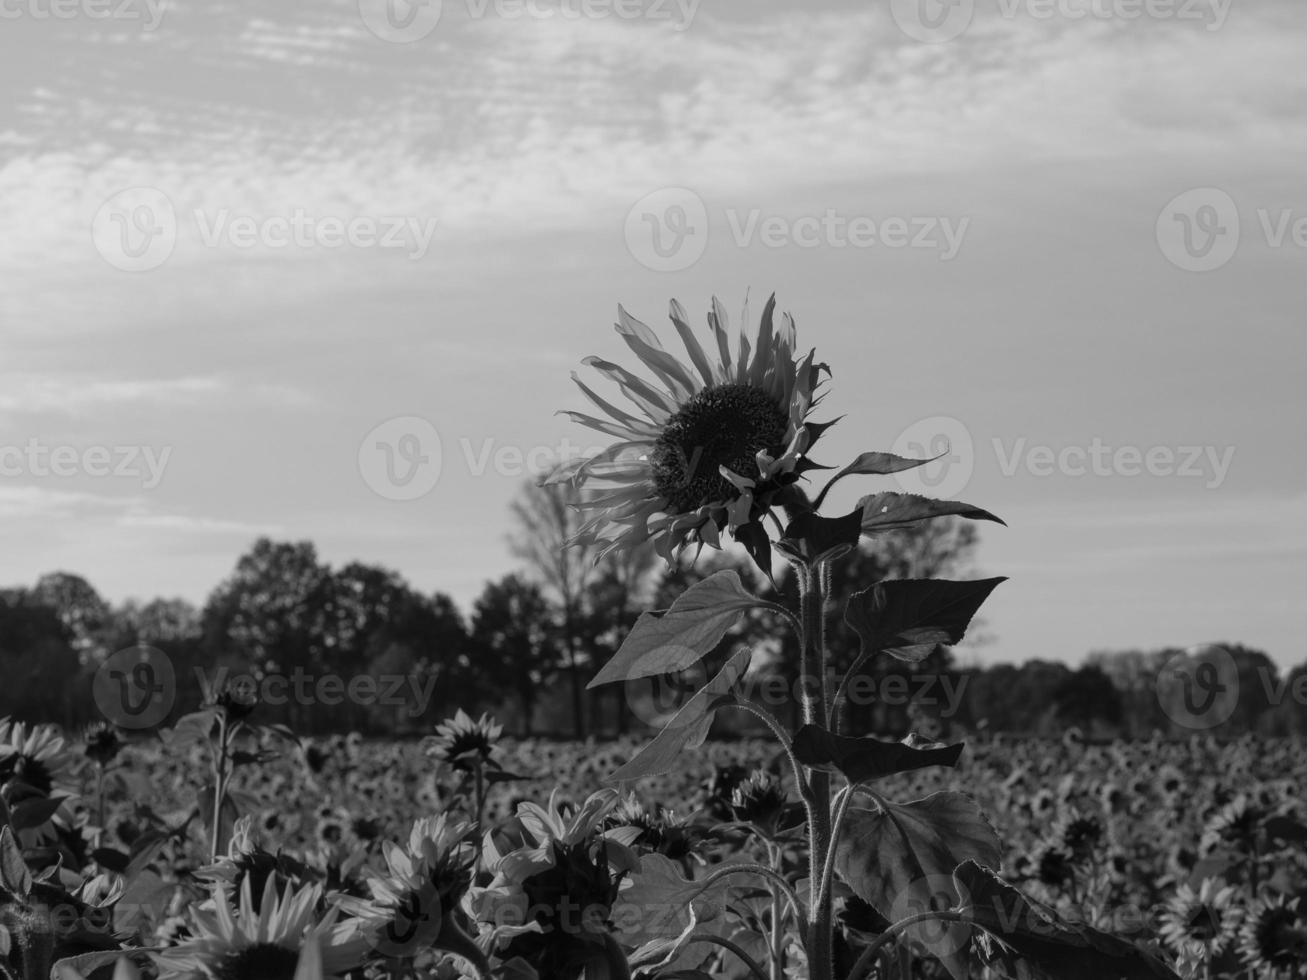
[[200, 539, 334, 728], [581, 542, 659, 735], [31, 572, 112, 663], [0, 590, 80, 726], [1052, 664, 1124, 731], [508, 480, 598, 737], [471, 575, 559, 736], [112, 597, 201, 645], [1084, 648, 1172, 736]]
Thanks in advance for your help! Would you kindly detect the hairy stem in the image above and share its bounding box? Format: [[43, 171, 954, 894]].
[[684, 862, 802, 923], [816, 783, 855, 914], [767, 841, 785, 980], [732, 700, 817, 810]]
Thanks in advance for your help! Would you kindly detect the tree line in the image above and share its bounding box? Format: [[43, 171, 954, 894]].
[[2, 480, 1302, 739]]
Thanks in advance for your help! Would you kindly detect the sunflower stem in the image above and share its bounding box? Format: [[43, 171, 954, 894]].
[[473, 761, 486, 869], [209, 713, 230, 863], [846, 911, 970, 980], [682, 934, 770, 980], [797, 561, 834, 980], [768, 844, 785, 980]]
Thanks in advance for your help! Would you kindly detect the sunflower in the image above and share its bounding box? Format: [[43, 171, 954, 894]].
[[425, 710, 503, 774], [57, 957, 146, 980], [1200, 793, 1265, 856], [0, 718, 78, 799], [1050, 808, 1104, 864], [729, 769, 792, 835], [152, 876, 366, 980], [546, 294, 830, 562], [196, 815, 313, 910], [477, 791, 636, 980], [340, 814, 479, 962], [604, 793, 701, 864], [82, 722, 125, 768], [1238, 896, 1307, 979], [1158, 879, 1241, 961]]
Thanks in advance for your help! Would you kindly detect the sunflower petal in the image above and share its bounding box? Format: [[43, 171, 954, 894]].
[[735, 295, 752, 382], [557, 411, 651, 442], [668, 299, 719, 387], [614, 310, 697, 401], [293, 936, 324, 980], [750, 293, 777, 387], [571, 372, 654, 432], [709, 296, 734, 376], [582, 356, 675, 421]]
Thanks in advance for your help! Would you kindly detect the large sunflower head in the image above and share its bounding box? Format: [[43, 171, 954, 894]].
[[546, 294, 830, 563], [152, 876, 366, 980]]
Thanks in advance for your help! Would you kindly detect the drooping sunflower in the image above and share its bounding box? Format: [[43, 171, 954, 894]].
[[729, 768, 794, 836], [546, 294, 830, 562], [152, 876, 366, 980]]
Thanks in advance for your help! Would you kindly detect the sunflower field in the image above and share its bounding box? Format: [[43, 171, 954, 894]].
[[0, 720, 1305, 979]]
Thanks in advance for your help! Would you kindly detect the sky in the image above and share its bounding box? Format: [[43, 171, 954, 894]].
[[0, 0, 1303, 668]]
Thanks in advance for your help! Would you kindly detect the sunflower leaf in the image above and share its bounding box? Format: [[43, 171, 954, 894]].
[[588, 571, 761, 688], [813, 451, 945, 510], [846, 578, 1006, 664], [955, 860, 1183, 979], [834, 793, 1001, 980], [732, 520, 774, 586], [0, 825, 31, 897], [606, 648, 750, 781], [618, 853, 732, 966], [89, 848, 130, 874], [859, 491, 1005, 533], [9, 796, 64, 831], [777, 508, 863, 566], [792, 726, 965, 784]]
